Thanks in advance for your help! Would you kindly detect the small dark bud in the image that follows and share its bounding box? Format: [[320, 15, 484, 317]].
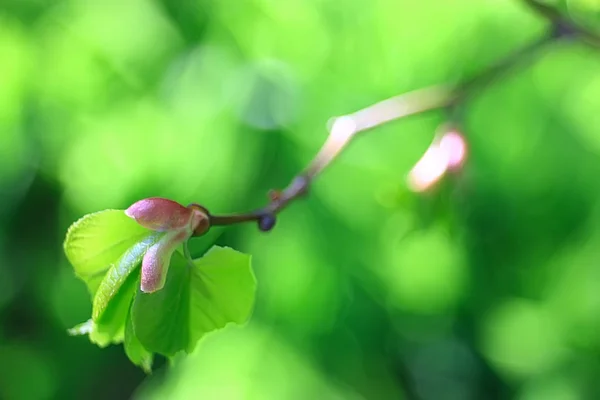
[[258, 214, 276, 232]]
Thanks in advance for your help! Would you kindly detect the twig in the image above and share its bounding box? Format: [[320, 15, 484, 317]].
[[522, 0, 600, 46], [523, 0, 563, 22], [194, 1, 598, 235], [206, 85, 457, 233]]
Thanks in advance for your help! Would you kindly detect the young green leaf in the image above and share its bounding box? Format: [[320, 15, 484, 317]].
[[68, 262, 143, 346], [64, 210, 155, 296], [124, 294, 153, 373], [92, 265, 141, 343], [92, 232, 162, 322], [65, 209, 164, 345], [131, 246, 256, 356], [67, 319, 114, 347]]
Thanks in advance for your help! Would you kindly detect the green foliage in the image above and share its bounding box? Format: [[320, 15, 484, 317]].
[[125, 295, 153, 373], [3, 0, 600, 399], [65, 210, 160, 346], [63, 209, 256, 370], [64, 210, 154, 296], [91, 233, 160, 344], [132, 248, 255, 356]]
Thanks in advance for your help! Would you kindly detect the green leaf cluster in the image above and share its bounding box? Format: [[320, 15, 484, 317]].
[[64, 210, 256, 371]]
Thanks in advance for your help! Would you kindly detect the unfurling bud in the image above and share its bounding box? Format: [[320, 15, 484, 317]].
[[126, 198, 201, 232], [140, 230, 188, 293], [125, 197, 210, 293]]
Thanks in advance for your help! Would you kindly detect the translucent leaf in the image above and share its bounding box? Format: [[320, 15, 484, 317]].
[[67, 319, 114, 347], [132, 246, 256, 356], [92, 263, 142, 343], [65, 209, 163, 345], [68, 265, 141, 346], [92, 232, 161, 321], [64, 210, 155, 295], [124, 292, 153, 373]]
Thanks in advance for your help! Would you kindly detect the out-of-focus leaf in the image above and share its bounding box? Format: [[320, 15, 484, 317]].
[[0, 344, 57, 400], [132, 246, 255, 356], [134, 324, 364, 400]]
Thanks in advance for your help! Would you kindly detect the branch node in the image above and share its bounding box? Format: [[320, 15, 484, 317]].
[[258, 214, 277, 232]]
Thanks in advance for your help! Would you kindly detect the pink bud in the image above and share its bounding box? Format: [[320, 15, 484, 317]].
[[140, 230, 188, 293], [125, 197, 210, 293], [125, 198, 195, 232]]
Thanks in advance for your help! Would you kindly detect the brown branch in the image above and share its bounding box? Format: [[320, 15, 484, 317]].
[[194, 1, 598, 235], [208, 86, 456, 232]]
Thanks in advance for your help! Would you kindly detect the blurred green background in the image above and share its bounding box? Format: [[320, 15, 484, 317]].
[[2, 0, 600, 399]]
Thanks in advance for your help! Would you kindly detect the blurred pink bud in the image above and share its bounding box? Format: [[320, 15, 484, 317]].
[[440, 131, 467, 169], [125, 197, 210, 293], [408, 130, 467, 192], [408, 144, 448, 192]]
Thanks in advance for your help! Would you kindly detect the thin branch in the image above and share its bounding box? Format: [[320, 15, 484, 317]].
[[207, 85, 456, 232], [523, 0, 600, 47], [523, 0, 563, 22], [454, 34, 554, 103], [196, 1, 598, 235]]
